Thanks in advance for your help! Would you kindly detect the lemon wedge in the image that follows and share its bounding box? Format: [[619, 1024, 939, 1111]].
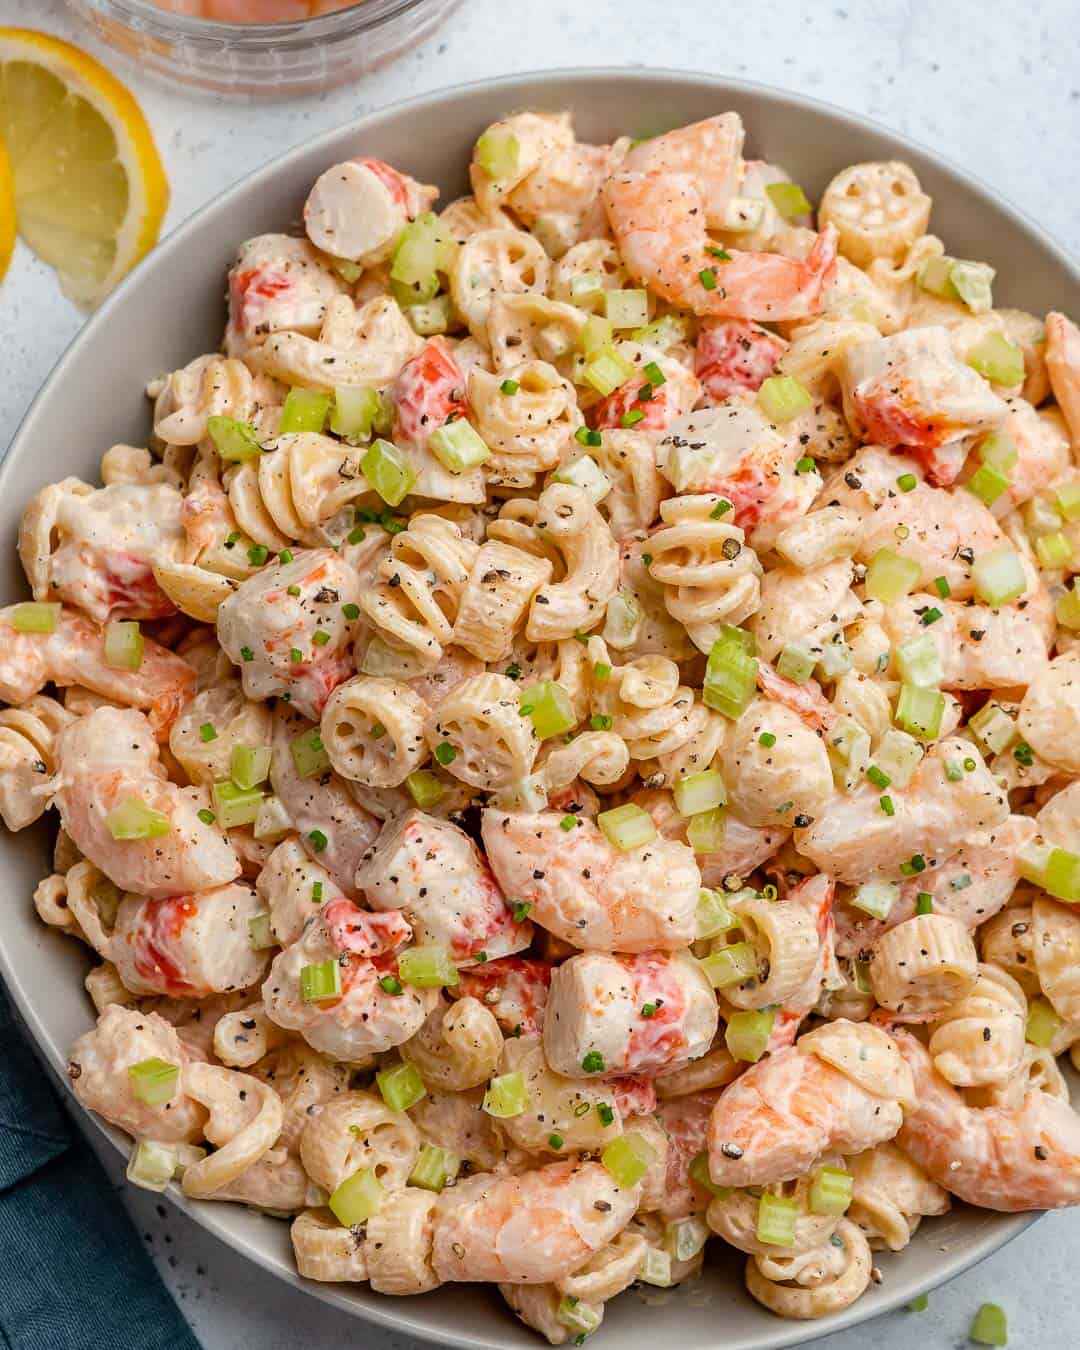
[[0, 28, 168, 305], [0, 136, 14, 283]]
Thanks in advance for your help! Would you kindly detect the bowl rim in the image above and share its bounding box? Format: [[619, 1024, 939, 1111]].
[[76, 0, 437, 43], [1, 63, 1064, 1350]]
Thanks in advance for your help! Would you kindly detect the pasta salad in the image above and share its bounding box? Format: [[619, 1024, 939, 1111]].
[[5, 108, 1080, 1339]]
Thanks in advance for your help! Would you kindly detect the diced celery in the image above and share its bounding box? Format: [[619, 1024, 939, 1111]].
[[280, 388, 331, 435], [1054, 477, 1080, 522], [601, 1132, 656, 1188], [490, 772, 549, 814], [756, 1192, 798, 1246], [696, 887, 736, 940], [103, 620, 144, 672], [409, 1143, 461, 1193], [329, 1167, 382, 1226], [429, 419, 491, 473], [301, 959, 341, 1003], [980, 430, 1019, 472], [969, 1303, 1007, 1347], [629, 314, 693, 350], [127, 1139, 179, 1192], [687, 807, 727, 854], [253, 794, 292, 840], [664, 1215, 710, 1263], [1035, 531, 1073, 569], [398, 945, 459, 988], [703, 626, 759, 720], [10, 601, 61, 633], [721, 195, 767, 233], [1055, 585, 1080, 631], [598, 802, 657, 851], [757, 375, 812, 423], [230, 743, 272, 791], [362, 439, 415, 506], [865, 548, 921, 603], [852, 880, 900, 920], [405, 296, 451, 336], [1026, 996, 1063, 1048], [290, 728, 330, 779], [973, 544, 1026, 605], [949, 260, 994, 314], [531, 213, 577, 259], [969, 701, 1015, 755], [808, 1166, 854, 1216], [106, 799, 171, 841], [725, 1008, 775, 1063], [405, 769, 445, 809], [248, 911, 275, 950], [376, 1061, 427, 1112], [482, 1070, 528, 1118], [1043, 847, 1080, 903], [918, 255, 956, 297], [818, 638, 853, 678], [360, 634, 428, 679], [765, 181, 813, 219], [967, 461, 1010, 507], [638, 1248, 673, 1287], [895, 684, 945, 741], [212, 780, 264, 828], [391, 212, 440, 288], [520, 679, 576, 739], [828, 718, 872, 793], [128, 1057, 179, 1106], [895, 633, 944, 687], [874, 729, 924, 788], [557, 1297, 602, 1336], [967, 333, 1024, 386], [208, 415, 261, 462], [602, 592, 642, 649], [604, 289, 650, 329], [581, 346, 635, 397], [552, 454, 613, 504], [475, 131, 520, 180], [578, 313, 612, 355], [776, 643, 815, 684], [673, 769, 727, 817], [701, 940, 757, 989], [570, 272, 607, 311], [330, 385, 380, 440]]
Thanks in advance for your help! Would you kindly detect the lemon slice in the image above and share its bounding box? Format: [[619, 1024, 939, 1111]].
[[0, 136, 14, 282], [0, 28, 168, 305]]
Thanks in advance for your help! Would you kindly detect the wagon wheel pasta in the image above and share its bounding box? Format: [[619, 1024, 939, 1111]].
[[8, 104, 1080, 1343]]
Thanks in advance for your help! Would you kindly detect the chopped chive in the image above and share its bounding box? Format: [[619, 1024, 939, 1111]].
[[312, 881, 323, 903], [593, 661, 612, 680], [575, 426, 602, 447], [643, 361, 666, 385], [590, 714, 613, 731], [309, 829, 328, 853], [500, 379, 519, 395], [342, 603, 360, 619], [620, 408, 645, 428], [879, 795, 895, 816], [866, 765, 891, 789], [286, 585, 301, 597], [706, 245, 731, 261], [279, 548, 294, 564], [897, 473, 918, 492], [197, 808, 216, 825], [240, 646, 254, 662], [963, 757, 977, 772], [1013, 742, 1034, 766], [699, 267, 717, 290], [934, 576, 951, 598], [247, 544, 269, 567], [900, 853, 927, 875], [548, 1132, 564, 1150], [641, 1002, 657, 1018], [289, 648, 303, 664], [379, 974, 403, 995], [512, 901, 532, 922], [795, 456, 816, 474], [581, 1050, 605, 1073], [560, 814, 577, 831], [709, 499, 733, 518], [915, 892, 934, 915], [641, 551, 653, 565], [347, 526, 366, 544], [435, 741, 457, 765], [920, 607, 943, 625], [596, 1102, 615, 1126], [758, 731, 776, 748], [312, 629, 331, 647], [199, 723, 218, 743]]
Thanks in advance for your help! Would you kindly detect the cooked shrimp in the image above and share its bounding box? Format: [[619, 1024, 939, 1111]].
[[431, 1159, 639, 1284], [655, 1089, 725, 1219], [621, 114, 745, 226], [481, 808, 699, 952], [356, 809, 532, 964], [111, 884, 271, 998], [795, 738, 1009, 884], [269, 705, 380, 891], [54, 706, 240, 901], [893, 1027, 1080, 1211], [262, 892, 429, 1062], [603, 171, 838, 322], [543, 949, 718, 1079], [695, 319, 787, 404], [453, 956, 552, 1035], [707, 1036, 908, 1188], [833, 814, 1037, 958], [1045, 311, 1080, 446], [0, 605, 195, 735]]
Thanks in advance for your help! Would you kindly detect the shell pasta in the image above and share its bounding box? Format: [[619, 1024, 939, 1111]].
[[8, 107, 1080, 1342]]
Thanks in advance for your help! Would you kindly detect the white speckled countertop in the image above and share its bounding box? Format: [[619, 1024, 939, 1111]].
[[1, 0, 1078, 1346]]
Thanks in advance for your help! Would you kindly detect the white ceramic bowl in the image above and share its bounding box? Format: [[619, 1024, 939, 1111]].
[[3, 68, 1077, 1350]]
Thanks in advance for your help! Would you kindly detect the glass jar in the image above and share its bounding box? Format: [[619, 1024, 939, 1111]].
[[67, 0, 462, 97]]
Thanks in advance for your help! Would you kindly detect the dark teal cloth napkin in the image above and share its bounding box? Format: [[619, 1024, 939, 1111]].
[[0, 981, 202, 1350]]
